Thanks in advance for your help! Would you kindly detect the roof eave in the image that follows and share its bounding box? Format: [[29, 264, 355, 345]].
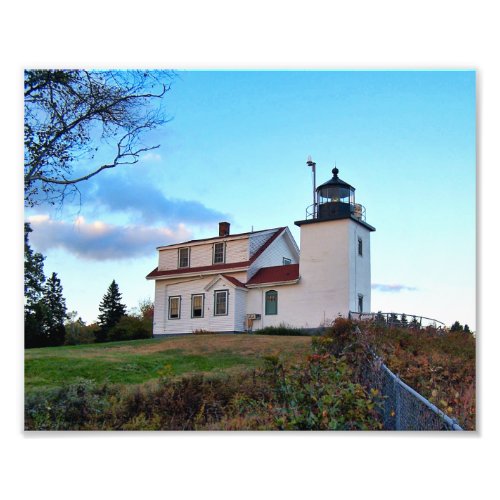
[[146, 266, 249, 280], [246, 278, 301, 288]]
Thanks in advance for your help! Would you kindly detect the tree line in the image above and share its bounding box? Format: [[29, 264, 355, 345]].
[[24, 222, 153, 348], [23, 69, 172, 347]]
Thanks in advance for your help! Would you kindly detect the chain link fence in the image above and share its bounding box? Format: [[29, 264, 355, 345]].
[[362, 354, 463, 431]]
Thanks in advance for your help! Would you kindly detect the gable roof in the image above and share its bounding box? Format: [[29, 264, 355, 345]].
[[246, 264, 300, 287], [222, 274, 247, 288], [146, 227, 287, 280]]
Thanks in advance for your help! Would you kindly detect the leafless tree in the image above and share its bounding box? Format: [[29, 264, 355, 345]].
[[24, 69, 174, 206]]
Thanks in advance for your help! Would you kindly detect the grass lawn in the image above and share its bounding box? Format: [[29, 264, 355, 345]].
[[25, 334, 312, 393]]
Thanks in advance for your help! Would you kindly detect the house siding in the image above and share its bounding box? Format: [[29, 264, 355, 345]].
[[247, 232, 298, 279], [158, 238, 249, 271], [153, 273, 247, 335]]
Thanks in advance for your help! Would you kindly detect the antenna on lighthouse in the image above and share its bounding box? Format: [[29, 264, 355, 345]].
[[306, 156, 317, 218]]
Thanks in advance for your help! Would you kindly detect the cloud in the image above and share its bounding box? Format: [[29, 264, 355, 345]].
[[27, 215, 192, 261], [372, 283, 418, 293], [85, 173, 228, 225], [140, 152, 162, 162]]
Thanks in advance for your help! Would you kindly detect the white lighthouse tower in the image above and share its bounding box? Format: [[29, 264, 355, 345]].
[[294, 164, 375, 323]]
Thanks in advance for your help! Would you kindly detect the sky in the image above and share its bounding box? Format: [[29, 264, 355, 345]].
[[25, 70, 476, 329]]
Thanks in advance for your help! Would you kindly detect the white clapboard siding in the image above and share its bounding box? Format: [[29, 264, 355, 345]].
[[158, 238, 249, 271], [234, 287, 248, 332], [153, 274, 247, 334], [247, 232, 298, 279]]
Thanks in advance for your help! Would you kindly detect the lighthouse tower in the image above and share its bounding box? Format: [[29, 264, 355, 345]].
[[294, 165, 375, 323]]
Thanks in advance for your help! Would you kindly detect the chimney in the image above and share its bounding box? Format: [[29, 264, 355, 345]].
[[219, 221, 230, 237]]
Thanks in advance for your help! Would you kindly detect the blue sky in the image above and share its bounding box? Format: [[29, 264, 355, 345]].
[[26, 70, 476, 329]]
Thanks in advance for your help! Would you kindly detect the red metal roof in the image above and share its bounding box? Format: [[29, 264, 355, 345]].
[[221, 275, 247, 288], [246, 264, 300, 286], [146, 227, 287, 280], [145, 261, 249, 279]]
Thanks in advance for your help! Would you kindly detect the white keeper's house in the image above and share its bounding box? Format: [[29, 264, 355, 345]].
[[146, 165, 375, 335]]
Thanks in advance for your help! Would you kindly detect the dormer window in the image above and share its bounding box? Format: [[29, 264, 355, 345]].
[[178, 247, 190, 268], [213, 242, 226, 264]]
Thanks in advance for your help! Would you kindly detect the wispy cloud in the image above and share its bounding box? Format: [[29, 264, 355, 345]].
[[372, 283, 418, 293], [140, 152, 162, 162], [85, 173, 228, 225], [27, 215, 191, 261]]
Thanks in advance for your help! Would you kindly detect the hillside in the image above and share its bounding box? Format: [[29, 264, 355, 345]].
[[25, 334, 311, 394]]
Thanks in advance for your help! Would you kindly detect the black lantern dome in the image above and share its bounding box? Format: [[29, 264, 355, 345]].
[[316, 167, 356, 220]]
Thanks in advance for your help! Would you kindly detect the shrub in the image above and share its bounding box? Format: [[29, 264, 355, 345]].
[[108, 315, 152, 341], [192, 329, 217, 335], [24, 378, 114, 430], [256, 323, 309, 336], [264, 354, 383, 430], [65, 323, 98, 345]]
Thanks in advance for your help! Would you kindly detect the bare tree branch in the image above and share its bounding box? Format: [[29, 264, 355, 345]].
[[24, 69, 174, 207]]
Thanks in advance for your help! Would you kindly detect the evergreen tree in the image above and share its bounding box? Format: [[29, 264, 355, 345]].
[[450, 321, 464, 332], [464, 324, 471, 334], [410, 316, 420, 329], [41, 272, 67, 346], [401, 313, 408, 327], [375, 311, 386, 325], [24, 223, 45, 311], [24, 223, 47, 348], [97, 280, 127, 342]]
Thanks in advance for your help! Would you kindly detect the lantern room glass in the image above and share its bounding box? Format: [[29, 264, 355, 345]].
[[317, 185, 354, 206]]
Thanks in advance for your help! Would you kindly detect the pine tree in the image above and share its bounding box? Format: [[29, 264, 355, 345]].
[[450, 321, 463, 332], [24, 223, 47, 348], [41, 272, 67, 346], [24, 223, 45, 311], [97, 280, 127, 342], [401, 313, 408, 327]]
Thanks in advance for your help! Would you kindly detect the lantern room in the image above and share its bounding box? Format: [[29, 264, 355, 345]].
[[316, 167, 357, 220]]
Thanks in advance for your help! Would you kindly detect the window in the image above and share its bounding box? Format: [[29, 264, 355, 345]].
[[214, 290, 228, 316], [358, 294, 364, 313], [213, 242, 225, 264], [178, 247, 190, 268], [282, 257, 291, 265], [168, 296, 181, 319], [191, 294, 204, 318], [265, 290, 278, 315], [358, 237, 363, 256]]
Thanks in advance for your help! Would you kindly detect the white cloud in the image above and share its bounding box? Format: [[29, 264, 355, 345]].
[[140, 152, 162, 162], [372, 283, 418, 293], [27, 215, 192, 261]]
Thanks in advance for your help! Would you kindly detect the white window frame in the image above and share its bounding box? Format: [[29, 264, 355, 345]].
[[168, 296, 181, 320], [191, 294, 204, 318], [213, 242, 226, 264], [214, 289, 228, 316], [178, 247, 190, 268]]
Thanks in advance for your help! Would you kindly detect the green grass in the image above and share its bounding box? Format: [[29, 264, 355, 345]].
[[25, 334, 311, 393]]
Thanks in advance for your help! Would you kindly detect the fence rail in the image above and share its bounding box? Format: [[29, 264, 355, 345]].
[[349, 311, 446, 329]]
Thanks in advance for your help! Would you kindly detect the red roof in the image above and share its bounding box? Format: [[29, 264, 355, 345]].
[[146, 227, 287, 280], [221, 275, 247, 288], [246, 264, 300, 286]]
